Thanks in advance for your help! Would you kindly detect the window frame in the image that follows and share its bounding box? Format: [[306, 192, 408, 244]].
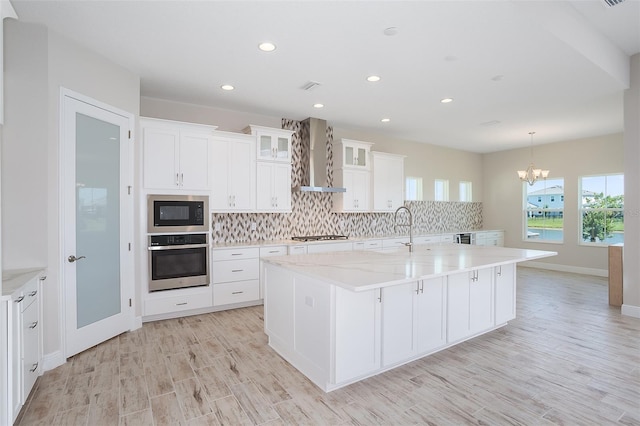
[[578, 173, 624, 247], [434, 179, 449, 201], [405, 176, 423, 201], [459, 181, 472, 202], [522, 178, 565, 244]]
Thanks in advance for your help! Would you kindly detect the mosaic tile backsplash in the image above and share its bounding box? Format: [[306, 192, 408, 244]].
[[211, 119, 482, 243]]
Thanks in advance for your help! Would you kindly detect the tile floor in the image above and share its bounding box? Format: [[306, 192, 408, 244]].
[[16, 267, 640, 425]]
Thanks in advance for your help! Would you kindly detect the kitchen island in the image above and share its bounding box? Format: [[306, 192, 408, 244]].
[[261, 244, 556, 392]]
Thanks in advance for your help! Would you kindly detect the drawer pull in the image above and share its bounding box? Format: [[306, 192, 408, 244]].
[[30, 362, 39, 373], [175, 302, 188, 306], [29, 321, 38, 329], [15, 296, 24, 303], [269, 250, 279, 253], [28, 290, 38, 297], [231, 253, 243, 256], [232, 269, 244, 272], [231, 291, 244, 295]]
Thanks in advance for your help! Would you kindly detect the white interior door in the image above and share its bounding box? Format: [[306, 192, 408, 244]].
[[61, 90, 134, 358]]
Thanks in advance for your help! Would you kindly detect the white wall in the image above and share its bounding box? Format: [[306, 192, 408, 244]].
[[622, 53, 639, 317], [3, 20, 140, 365], [483, 133, 624, 274]]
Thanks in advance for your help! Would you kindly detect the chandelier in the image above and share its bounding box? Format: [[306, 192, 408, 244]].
[[517, 131, 549, 186]]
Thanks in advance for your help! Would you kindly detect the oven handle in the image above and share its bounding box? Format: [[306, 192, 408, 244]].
[[148, 244, 209, 251]]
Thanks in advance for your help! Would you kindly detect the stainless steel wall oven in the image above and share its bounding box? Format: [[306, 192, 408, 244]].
[[148, 233, 209, 292]]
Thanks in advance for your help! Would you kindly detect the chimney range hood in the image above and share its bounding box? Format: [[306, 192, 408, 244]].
[[294, 117, 346, 193]]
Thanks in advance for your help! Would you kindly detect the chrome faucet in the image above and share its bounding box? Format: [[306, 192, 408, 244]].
[[394, 206, 414, 253]]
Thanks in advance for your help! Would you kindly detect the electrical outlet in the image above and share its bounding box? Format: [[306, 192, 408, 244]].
[[214, 223, 221, 232], [251, 222, 257, 231]]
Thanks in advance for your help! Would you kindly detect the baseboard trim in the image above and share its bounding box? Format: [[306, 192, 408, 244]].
[[621, 304, 640, 318], [41, 350, 66, 372], [521, 261, 608, 277]]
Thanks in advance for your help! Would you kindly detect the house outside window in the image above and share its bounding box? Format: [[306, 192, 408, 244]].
[[459, 181, 472, 202], [406, 177, 423, 201], [523, 178, 564, 242], [435, 179, 449, 201], [579, 174, 624, 245]]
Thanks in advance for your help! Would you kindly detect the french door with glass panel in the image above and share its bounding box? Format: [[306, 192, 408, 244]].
[[61, 89, 134, 358]]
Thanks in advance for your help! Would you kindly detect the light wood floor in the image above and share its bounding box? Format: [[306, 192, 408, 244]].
[[16, 268, 640, 425]]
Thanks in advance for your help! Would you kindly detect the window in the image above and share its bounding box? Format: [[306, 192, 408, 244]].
[[405, 177, 423, 201], [459, 181, 472, 202], [434, 179, 449, 201], [579, 174, 624, 245], [523, 178, 564, 242]]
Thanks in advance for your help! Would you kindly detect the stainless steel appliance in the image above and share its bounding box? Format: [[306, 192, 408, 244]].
[[148, 233, 209, 291], [455, 233, 473, 244], [147, 194, 208, 233], [291, 235, 348, 242]]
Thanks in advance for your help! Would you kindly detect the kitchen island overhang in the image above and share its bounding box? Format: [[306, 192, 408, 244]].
[[261, 245, 557, 392]]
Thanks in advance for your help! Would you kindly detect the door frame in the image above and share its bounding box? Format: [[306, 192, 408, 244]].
[[58, 88, 136, 359]]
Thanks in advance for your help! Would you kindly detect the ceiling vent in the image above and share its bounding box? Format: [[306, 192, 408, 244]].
[[301, 81, 322, 91], [602, 0, 624, 7]]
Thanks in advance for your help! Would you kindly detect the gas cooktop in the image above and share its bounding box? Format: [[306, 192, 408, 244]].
[[291, 235, 348, 242]]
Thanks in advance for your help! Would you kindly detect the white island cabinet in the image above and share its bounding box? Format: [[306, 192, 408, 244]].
[[262, 246, 556, 392]]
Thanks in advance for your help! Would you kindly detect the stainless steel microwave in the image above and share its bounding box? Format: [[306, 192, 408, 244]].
[[147, 195, 209, 233]]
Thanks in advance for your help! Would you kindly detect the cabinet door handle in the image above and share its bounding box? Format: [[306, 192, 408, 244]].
[[29, 321, 38, 329], [180, 173, 184, 185], [28, 290, 38, 297], [420, 282, 424, 294], [497, 266, 502, 276], [30, 363, 39, 373], [378, 289, 382, 303], [415, 283, 420, 295], [176, 173, 180, 186], [15, 296, 24, 303]]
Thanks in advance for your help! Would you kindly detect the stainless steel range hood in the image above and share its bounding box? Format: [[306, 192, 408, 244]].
[[294, 117, 346, 193]]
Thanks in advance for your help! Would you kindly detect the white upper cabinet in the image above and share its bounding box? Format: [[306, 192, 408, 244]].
[[371, 151, 405, 212], [256, 162, 291, 212], [141, 118, 216, 191], [334, 139, 374, 169], [210, 131, 256, 212], [1, 1, 18, 125], [333, 168, 370, 212], [244, 125, 294, 162]]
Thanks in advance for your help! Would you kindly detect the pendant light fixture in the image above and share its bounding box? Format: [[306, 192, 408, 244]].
[[517, 131, 549, 185]]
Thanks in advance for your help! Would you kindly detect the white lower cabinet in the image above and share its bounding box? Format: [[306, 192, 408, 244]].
[[495, 263, 516, 325], [334, 286, 381, 383], [144, 288, 213, 317], [381, 277, 447, 367], [306, 242, 353, 254], [447, 268, 494, 343], [2, 271, 45, 425], [259, 246, 288, 299], [212, 247, 260, 307]]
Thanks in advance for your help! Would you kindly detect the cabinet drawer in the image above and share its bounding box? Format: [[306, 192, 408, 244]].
[[21, 277, 39, 312], [288, 245, 308, 255], [22, 298, 40, 401], [353, 240, 382, 250], [260, 246, 287, 257], [414, 236, 440, 245], [213, 280, 260, 306], [212, 247, 259, 261], [212, 258, 259, 283], [383, 237, 409, 249], [145, 290, 212, 316]]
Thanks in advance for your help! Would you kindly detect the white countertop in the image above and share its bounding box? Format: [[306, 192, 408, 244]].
[[261, 245, 556, 292], [2, 267, 46, 299]]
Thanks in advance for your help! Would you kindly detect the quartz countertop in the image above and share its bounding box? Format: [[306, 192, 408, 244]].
[[261, 245, 555, 292], [2, 267, 46, 299], [211, 229, 504, 249]]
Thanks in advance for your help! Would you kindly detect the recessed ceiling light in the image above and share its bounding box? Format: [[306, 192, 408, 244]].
[[367, 75, 381, 82], [383, 27, 398, 36], [381, 118, 390, 123], [313, 103, 324, 108], [440, 98, 453, 103], [258, 42, 276, 52], [221, 84, 234, 91]]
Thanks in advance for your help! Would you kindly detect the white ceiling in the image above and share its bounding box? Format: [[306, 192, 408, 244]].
[[11, 0, 640, 153]]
